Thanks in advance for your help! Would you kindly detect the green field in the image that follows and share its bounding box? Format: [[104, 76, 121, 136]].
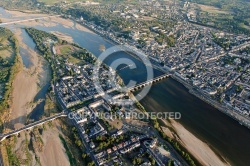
[[38, 0, 67, 5], [67, 55, 81, 64], [57, 45, 82, 64], [240, 23, 250, 30], [59, 45, 72, 55], [197, 4, 229, 14]]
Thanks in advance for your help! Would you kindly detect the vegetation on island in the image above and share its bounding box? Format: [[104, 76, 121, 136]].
[[25, 27, 96, 82], [0, 27, 22, 114], [6, 143, 20, 166], [25, 27, 59, 83], [25, 27, 58, 59]]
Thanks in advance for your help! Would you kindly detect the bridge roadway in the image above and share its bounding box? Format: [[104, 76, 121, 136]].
[[129, 73, 170, 92], [0, 15, 61, 26], [0, 111, 67, 142]]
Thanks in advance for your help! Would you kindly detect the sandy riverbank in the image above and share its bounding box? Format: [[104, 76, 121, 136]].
[[5, 10, 47, 18], [38, 120, 70, 166], [3, 9, 95, 35], [51, 31, 74, 43], [8, 28, 51, 130], [163, 119, 230, 166], [10, 120, 70, 166], [0, 10, 48, 24], [75, 22, 95, 34], [6, 28, 68, 166]]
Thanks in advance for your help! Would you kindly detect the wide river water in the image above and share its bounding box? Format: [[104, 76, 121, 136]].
[[0, 7, 249, 166]]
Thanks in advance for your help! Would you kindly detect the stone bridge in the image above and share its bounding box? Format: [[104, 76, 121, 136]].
[[129, 73, 170, 92]]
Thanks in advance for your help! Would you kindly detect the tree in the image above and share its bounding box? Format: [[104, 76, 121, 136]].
[[166, 35, 175, 47], [236, 85, 243, 92], [75, 139, 82, 147], [151, 159, 156, 166], [87, 161, 95, 166], [132, 159, 136, 165], [82, 153, 87, 159], [168, 159, 174, 166]]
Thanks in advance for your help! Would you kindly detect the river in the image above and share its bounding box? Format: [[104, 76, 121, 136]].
[[0, 7, 249, 166]]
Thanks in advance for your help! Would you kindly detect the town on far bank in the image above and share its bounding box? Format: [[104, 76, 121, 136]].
[[55, 0, 250, 128], [72, 16, 250, 128], [22, 27, 194, 166]]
